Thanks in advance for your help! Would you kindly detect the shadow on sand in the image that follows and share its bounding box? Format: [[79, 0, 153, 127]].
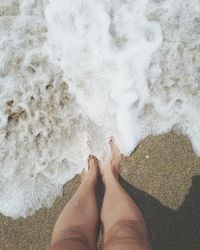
[[96, 175, 200, 250], [117, 175, 200, 250]]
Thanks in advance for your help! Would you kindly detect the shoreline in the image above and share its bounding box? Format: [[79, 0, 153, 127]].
[[0, 132, 200, 250]]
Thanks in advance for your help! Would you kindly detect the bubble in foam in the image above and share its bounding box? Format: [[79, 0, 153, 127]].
[[0, 0, 200, 218]]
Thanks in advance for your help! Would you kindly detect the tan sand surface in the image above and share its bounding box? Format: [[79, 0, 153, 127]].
[[0, 132, 200, 250]]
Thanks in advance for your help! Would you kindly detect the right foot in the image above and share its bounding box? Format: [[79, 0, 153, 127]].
[[101, 138, 122, 181]]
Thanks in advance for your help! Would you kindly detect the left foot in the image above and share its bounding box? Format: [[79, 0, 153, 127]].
[[81, 155, 99, 185]]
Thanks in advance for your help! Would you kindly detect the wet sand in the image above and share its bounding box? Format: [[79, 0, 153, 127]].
[[0, 132, 200, 250]]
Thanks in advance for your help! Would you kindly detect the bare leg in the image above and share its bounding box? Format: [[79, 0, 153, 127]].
[[100, 140, 150, 250], [47, 155, 99, 250]]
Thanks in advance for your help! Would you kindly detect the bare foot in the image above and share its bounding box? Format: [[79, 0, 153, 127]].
[[81, 155, 99, 185], [101, 138, 122, 182]]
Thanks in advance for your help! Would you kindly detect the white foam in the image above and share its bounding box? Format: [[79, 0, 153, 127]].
[[44, 0, 163, 155], [0, 0, 200, 218]]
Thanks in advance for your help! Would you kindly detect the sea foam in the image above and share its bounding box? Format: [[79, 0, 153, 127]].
[[0, 0, 200, 218]]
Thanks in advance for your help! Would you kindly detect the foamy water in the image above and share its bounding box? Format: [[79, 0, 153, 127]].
[[0, 0, 199, 218]]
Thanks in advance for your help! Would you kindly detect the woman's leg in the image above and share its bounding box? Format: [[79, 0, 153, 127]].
[[100, 140, 150, 250], [47, 155, 99, 250]]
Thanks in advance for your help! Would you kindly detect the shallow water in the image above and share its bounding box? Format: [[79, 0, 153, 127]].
[[0, 0, 200, 218]]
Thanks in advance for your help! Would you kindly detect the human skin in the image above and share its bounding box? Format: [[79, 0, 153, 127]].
[[47, 140, 150, 250]]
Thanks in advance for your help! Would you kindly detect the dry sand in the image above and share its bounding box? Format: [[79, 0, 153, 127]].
[[0, 132, 200, 250]]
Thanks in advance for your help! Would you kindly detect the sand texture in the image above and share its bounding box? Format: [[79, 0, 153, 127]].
[[0, 132, 200, 250]]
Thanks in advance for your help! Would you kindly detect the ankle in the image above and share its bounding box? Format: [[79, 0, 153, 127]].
[[102, 170, 119, 188], [81, 176, 96, 188]]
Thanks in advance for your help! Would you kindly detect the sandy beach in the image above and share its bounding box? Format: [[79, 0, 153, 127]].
[[1, 1, 200, 249], [0, 132, 200, 250]]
